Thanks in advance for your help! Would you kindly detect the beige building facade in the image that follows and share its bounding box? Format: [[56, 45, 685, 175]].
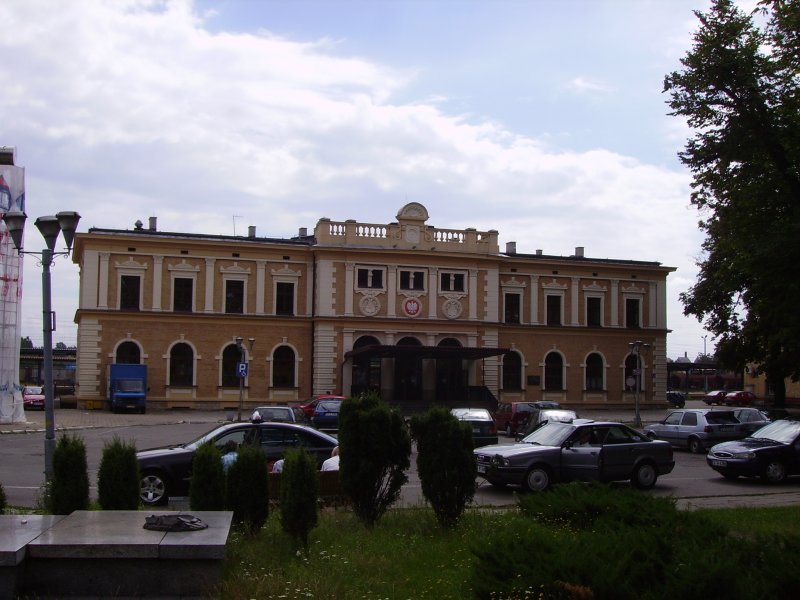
[[72, 203, 675, 413]]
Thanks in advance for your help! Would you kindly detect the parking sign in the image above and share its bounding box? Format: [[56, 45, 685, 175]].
[[237, 362, 248, 377]]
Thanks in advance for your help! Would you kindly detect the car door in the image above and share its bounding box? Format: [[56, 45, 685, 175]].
[[561, 426, 603, 482], [677, 411, 699, 447], [656, 411, 683, 445], [596, 425, 647, 480]]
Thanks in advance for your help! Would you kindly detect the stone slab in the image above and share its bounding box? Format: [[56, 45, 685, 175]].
[[0, 515, 65, 566], [158, 511, 233, 559]]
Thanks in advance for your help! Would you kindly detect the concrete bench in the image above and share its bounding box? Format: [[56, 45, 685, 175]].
[[0, 515, 65, 598], [17, 510, 232, 598]]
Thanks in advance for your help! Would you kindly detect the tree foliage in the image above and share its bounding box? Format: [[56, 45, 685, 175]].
[[189, 442, 226, 511], [226, 443, 269, 535], [49, 433, 90, 514], [279, 447, 319, 552], [338, 392, 411, 528], [664, 0, 800, 403], [409, 406, 476, 529], [97, 436, 140, 510]]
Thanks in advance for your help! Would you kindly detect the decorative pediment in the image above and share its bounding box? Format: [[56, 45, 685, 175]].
[[219, 262, 251, 275], [583, 280, 607, 292], [167, 260, 200, 273], [501, 276, 526, 289], [621, 283, 645, 295], [114, 257, 147, 271], [541, 278, 567, 290], [271, 264, 301, 278]]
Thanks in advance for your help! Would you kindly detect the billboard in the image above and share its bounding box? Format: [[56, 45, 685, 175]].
[[1, 158, 26, 423]]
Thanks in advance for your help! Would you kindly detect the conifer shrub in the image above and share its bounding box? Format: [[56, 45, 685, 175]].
[[279, 447, 319, 552], [409, 405, 476, 528], [226, 442, 269, 535], [0, 480, 7, 514], [97, 436, 140, 510], [190, 441, 226, 511], [338, 391, 411, 528], [49, 433, 89, 515]]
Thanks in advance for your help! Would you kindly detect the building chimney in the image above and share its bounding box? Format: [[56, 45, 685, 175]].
[[536, 249, 543, 256], [575, 246, 584, 258], [506, 241, 517, 255], [299, 227, 308, 237], [248, 225, 256, 238], [0, 146, 16, 165], [148, 216, 157, 231]]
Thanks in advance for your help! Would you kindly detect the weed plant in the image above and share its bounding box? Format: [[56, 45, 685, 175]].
[[0, 480, 6, 514]]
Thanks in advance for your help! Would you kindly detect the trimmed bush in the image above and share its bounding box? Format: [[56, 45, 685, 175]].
[[49, 433, 89, 515], [97, 436, 140, 510], [409, 406, 476, 528], [190, 442, 226, 511], [338, 392, 411, 528], [280, 447, 319, 551], [226, 442, 269, 535], [0, 480, 6, 514]]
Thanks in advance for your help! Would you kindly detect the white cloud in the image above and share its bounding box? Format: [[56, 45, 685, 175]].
[[565, 77, 612, 94]]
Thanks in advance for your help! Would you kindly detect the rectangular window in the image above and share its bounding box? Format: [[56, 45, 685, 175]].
[[504, 293, 521, 324], [586, 297, 602, 327], [120, 275, 140, 311], [399, 270, 425, 291], [173, 277, 193, 312], [276, 282, 295, 316], [225, 280, 244, 314], [546, 295, 561, 326], [440, 272, 465, 292], [626, 298, 640, 328], [357, 268, 384, 289]]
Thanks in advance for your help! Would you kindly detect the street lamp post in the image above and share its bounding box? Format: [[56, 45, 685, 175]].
[[2, 210, 81, 481], [236, 336, 256, 421], [702, 334, 709, 393], [628, 340, 651, 428]]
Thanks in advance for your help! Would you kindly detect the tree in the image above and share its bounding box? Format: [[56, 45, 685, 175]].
[[97, 436, 140, 510], [338, 392, 411, 528], [20, 336, 33, 349], [279, 447, 319, 552], [664, 0, 800, 405]]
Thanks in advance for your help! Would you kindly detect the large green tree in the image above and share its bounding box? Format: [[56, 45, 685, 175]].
[[664, 0, 800, 405]]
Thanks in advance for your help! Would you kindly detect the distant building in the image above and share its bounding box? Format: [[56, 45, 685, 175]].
[[71, 203, 675, 412]]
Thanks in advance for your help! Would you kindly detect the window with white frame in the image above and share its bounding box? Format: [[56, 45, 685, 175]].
[[120, 275, 141, 311], [546, 294, 562, 326], [625, 297, 641, 328], [357, 267, 385, 289], [585, 352, 604, 391], [440, 271, 465, 293], [504, 293, 521, 324], [399, 269, 426, 291], [275, 281, 295, 316], [172, 277, 194, 312], [225, 279, 245, 314], [586, 296, 602, 327]]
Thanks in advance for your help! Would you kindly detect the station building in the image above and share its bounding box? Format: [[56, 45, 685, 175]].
[[71, 202, 675, 413]]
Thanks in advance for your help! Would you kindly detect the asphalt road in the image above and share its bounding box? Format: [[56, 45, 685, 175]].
[[3, 415, 800, 510]]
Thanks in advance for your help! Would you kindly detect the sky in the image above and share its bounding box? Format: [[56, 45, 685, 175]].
[[0, 0, 736, 360]]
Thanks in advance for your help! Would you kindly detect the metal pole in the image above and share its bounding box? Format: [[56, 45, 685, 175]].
[[702, 335, 708, 393], [634, 343, 642, 428], [237, 337, 244, 422], [41, 248, 56, 481]]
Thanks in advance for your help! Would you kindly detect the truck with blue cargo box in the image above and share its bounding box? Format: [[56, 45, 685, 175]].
[[108, 363, 147, 413]]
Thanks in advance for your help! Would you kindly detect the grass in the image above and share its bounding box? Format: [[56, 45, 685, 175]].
[[217, 501, 800, 599]]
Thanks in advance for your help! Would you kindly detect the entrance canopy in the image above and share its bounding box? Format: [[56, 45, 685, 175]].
[[345, 344, 510, 361]]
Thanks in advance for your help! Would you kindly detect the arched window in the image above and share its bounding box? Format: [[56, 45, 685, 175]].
[[502, 352, 522, 390], [272, 346, 295, 388], [116, 341, 140, 364], [544, 352, 563, 391], [221, 344, 240, 387], [585, 353, 604, 391], [169, 343, 194, 387]]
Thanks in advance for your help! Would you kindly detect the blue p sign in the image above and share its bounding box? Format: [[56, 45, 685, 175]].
[[237, 362, 248, 378]]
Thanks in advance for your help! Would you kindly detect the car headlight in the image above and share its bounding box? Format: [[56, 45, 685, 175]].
[[732, 451, 756, 460], [491, 454, 510, 467]]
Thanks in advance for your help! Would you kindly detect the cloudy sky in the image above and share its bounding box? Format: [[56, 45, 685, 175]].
[[1, 0, 729, 359]]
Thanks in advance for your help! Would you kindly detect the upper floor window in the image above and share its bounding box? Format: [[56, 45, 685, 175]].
[[120, 275, 141, 311], [625, 298, 641, 328], [546, 295, 562, 326], [275, 282, 295, 316], [225, 280, 244, 314], [173, 277, 194, 312], [586, 297, 602, 327], [399, 269, 425, 291], [357, 268, 384, 289], [440, 272, 465, 292], [504, 293, 521, 324]]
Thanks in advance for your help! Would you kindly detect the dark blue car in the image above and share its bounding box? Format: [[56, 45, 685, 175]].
[[312, 399, 342, 430]]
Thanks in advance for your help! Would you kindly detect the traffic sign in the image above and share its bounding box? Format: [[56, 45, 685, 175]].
[[237, 362, 248, 378]]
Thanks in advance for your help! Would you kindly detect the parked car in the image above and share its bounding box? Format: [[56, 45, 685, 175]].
[[475, 419, 674, 492], [251, 405, 306, 424], [703, 390, 728, 405], [722, 390, 757, 406], [643, 408, 742, 453], [666, 390, 686, 408], [451, 407, 498, 448], [493, 402, 539, 437], [137, 421, 338, 505], [299, 394, 346, 419], [311, 399, 343, 430], [707, 419, 800, 483], [22, 386, 45, 410], [516, 409, 578, 440], [732, 407, 771, 435]]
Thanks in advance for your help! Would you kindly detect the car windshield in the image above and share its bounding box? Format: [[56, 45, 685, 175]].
[[452, 408, 491, 421], [255, 407, 291, 421], [520, 421, 576, 446], [750, 420, 800, 444], [24, 387, 43, 394]]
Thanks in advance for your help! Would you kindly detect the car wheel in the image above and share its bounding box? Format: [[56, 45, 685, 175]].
[[722, 473, 739, 480], [524, 466, 551, 492], [645, 431, 656, 440], [140, 471, 169, 505], [506, 424, 512, 437], [688, 437, 703, 454], [632, 462, 658, 490], [763, 461, 786, 484]]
